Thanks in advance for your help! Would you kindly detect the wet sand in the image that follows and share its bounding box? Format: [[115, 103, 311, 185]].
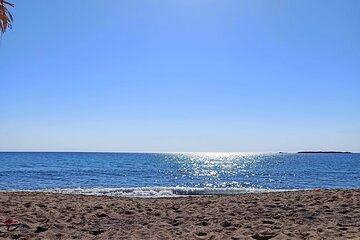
[[0, 189, 359, 239]]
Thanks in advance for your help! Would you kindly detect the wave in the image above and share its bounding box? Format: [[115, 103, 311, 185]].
[[6, 187, 291, 198]]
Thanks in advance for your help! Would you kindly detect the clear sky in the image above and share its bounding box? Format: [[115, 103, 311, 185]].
[[1, 0, 359, 152]]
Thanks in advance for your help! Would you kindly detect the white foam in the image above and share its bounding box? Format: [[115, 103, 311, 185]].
[[18, 186, 281, 198]]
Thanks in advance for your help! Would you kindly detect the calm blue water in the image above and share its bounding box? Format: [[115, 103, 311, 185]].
[[0, 152, 359, 197]]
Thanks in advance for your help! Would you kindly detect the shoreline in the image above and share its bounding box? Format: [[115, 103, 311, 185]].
[[0, 187, 297, 198], [1, 189, 359, 239]]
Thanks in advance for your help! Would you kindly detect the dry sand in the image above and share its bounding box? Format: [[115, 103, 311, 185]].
[[0, 189, 359, 239]]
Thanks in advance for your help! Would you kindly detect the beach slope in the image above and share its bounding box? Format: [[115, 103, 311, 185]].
[[0, 189, 359, 239]]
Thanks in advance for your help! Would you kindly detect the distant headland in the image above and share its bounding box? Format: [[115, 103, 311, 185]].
[[297, 151, 352, 154]]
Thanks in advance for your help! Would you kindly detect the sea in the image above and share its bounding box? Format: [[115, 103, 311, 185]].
[[0, 152, 359, 197]]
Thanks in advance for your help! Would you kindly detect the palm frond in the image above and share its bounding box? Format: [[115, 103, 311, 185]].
[[0, 0, 14, 34]]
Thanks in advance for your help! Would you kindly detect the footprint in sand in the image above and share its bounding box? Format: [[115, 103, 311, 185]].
[[251, 232, 277, 240], [196, 221, 208, 226], [194, 231, 212, 240]]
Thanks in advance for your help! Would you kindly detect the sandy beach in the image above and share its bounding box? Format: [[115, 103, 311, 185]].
[[0, 189, 359, 239]]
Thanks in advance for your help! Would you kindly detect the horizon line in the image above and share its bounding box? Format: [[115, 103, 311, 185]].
[[0, 150, 358, 154]]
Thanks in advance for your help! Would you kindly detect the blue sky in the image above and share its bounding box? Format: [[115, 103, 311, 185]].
[[1, 0, 359, 152]]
